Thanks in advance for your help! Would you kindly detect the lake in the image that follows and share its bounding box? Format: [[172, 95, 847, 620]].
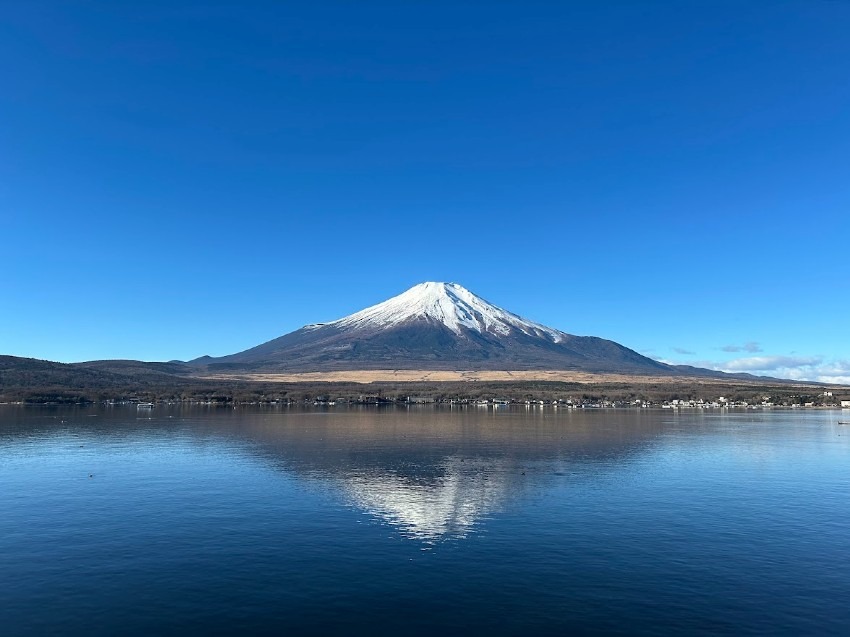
[[2, 405, 849, 635]]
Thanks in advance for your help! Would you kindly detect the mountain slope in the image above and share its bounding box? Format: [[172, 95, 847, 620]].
[[194, 282, 674, 374], [0, 355, 203, 402]]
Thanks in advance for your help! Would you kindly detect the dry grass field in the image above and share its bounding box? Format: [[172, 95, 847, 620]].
[[201, 369, 823, 388]]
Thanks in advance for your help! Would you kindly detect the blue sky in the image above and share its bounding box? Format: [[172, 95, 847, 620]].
[[3, 1, 849, 382]]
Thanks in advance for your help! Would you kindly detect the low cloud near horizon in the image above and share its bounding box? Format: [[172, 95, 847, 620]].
[[664, 354, 850, 385], [722, 355, 822, 372], [672, 347, 695, 355]]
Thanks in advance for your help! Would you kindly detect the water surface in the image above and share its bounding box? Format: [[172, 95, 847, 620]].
[[2, 405, 849, 635]]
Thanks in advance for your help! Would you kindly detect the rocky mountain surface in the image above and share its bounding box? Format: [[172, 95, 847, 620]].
[[192, 282, 675, 374]]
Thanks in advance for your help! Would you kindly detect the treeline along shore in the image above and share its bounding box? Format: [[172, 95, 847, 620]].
[[1, 356, 846, 407]]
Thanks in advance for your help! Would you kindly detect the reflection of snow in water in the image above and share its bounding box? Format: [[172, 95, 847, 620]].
[[341, 456, 511, 541]]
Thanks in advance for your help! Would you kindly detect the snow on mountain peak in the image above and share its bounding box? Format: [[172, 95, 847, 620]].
[[326, 282, 565, 342]]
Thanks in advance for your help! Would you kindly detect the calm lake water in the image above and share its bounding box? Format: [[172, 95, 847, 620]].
[[2, 405, 849, 635]]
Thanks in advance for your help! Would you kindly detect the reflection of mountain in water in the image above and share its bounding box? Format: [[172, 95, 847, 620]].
[[29, 406, 690, 541], [184, 407, 680, 542], [342, 456, 512, 540]]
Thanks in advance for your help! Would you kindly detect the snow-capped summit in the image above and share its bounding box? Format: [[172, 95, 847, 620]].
[[198, 281, 672, 374], [321, 282, 565, 342]]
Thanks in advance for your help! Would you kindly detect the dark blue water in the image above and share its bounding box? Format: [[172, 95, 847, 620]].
[[2, 405, 849, 635]]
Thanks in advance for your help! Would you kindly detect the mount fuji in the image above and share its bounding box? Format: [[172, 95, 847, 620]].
[[193, 282, 675, 374]]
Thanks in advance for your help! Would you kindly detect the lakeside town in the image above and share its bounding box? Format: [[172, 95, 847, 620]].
[[6, 391, 849, 411]]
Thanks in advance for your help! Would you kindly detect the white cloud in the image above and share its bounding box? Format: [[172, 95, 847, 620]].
[[722, 356, 822, 371], [817, 376, 850, 385], [664, 354, 850, 385]]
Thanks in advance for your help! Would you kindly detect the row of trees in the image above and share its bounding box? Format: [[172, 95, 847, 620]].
[[4, 379, 841, 406]]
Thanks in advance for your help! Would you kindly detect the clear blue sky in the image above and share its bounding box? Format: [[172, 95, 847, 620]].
[[3, 1, 849, 382]]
